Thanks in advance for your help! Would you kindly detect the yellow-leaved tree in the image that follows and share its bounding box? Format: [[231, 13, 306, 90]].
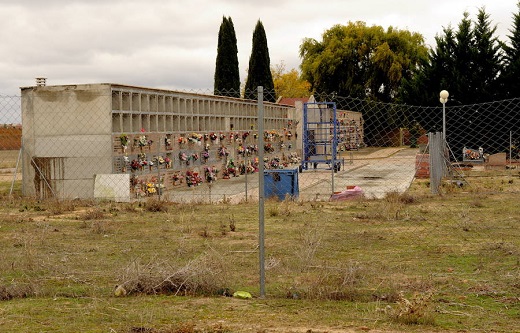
[[272, 61, 311, 99]]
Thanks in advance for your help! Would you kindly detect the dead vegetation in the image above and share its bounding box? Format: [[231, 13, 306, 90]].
[[0, 283, 35, 300], [116, 250, 230, 297], [0, 175, 518, 332]]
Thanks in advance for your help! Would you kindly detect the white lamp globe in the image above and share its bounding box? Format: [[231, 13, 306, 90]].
[[439, 90, 449, 100]]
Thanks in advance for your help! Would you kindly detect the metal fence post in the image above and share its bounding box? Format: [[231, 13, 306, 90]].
[[257, 86, 265, 298], [429, 132, 443, 194]]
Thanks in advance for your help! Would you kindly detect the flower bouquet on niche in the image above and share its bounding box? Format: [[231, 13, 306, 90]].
[[172, 172, 183, 185], [226, 159, 238, 177], [185, 170, 203, 187], [204, 166, 218, 183], [146, 182, 156, 195], [130, 159, 140, 171], [201, 151, 210, 163], [178, 136, 187, 145], [218, 146, 229, 159], [164, 156, 171, 168], [119, 134, 129, 153], [165, 136, 172, 150], [237, 145, 245, 156], [179, 152, 187, 165], [189, 133, 201, 144], [138, 135, 147, 151]]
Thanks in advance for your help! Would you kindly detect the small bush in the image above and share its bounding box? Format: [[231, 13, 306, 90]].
[[0, 283, 35, 300], [80, 208, 105, 220], [219, 222, 227, 235], [145, 198, 169, 212], [117, 250, 230, 296], [384, 191, 417, 205], [267, 205, 279, 217], [229, 216, 236, 232], [390, 291, 435, 325], [172, 322, 196, 333], [289, 261, 368, 301], [90, 220, 113, 234], [48, 199, 80, 215], [199, 224, 210, 238]]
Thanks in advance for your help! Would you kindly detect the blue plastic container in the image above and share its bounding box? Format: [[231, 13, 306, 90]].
[[264, 168, 299, 200]]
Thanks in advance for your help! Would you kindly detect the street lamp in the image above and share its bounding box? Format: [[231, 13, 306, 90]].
[[439, 90, 449, 143]]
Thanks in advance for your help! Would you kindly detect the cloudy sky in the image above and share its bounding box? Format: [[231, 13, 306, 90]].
[[0, 0, 518, 95]]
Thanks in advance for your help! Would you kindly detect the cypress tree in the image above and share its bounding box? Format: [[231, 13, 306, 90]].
[[214, 16, 240, 98], [501, 1, 520, 98], [244, 20, 275, 102]]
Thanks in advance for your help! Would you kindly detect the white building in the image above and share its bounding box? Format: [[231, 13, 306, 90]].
[[21, 83, 298, 200]]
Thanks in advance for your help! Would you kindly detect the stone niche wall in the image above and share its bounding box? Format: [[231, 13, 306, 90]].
[[110, 86, 299, 198]]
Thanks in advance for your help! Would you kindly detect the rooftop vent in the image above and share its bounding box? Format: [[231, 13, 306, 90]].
[[36, 78, 47, 86]]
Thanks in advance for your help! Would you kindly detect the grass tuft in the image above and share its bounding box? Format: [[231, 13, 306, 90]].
[[0, 283, 35, 300], [389, 291, 436, 325]]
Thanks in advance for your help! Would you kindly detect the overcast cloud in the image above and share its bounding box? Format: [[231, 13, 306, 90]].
[[0, 0, 517, 95]]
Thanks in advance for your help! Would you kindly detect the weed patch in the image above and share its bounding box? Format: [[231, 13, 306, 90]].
[[0, 283, 35, 300], [390, 291, 436, 325], [117, 250, 230, 296]]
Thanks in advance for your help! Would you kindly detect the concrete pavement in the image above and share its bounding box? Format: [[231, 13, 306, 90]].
[[162, 147, 419, 203]]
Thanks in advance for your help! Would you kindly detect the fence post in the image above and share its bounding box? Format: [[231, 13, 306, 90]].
[[429, 132, 443, 194], [257, 86, 266, 298]]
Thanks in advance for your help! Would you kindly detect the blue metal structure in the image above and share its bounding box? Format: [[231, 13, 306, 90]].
[[301, 102, 342, 172]]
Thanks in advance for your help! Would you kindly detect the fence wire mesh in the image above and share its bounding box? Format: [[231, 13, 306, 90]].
[[1, 87, 520, 202], [0, 87, 518, 331]]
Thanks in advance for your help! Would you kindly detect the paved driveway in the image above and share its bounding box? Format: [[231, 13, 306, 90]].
[[332, 148, 419, 199], [163, 147, 419, 203]]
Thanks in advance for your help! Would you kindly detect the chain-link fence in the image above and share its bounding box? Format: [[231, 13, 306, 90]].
[[1, 86, 519, 201], [1, 86, 519, 331], [0, 94, 22, 196]]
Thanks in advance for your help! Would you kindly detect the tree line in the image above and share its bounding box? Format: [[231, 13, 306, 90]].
[[216, 4, 520, 105], [214, 6, 520, 152], [299, 5, 520, 105]]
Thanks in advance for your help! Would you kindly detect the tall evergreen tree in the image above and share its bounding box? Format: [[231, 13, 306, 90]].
[[501, 2, 520, 98], [471, 7, 503, 102], [400, 26, 456, 109], [214, 16, 240, 98], [402, 9, 503, 106], [499, 2, 520, 155], [451, 12, 475, 105], [402, 9, 507, 158], [244, 20, 275, 102]]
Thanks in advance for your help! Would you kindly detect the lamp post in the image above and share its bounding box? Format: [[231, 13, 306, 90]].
[[439, 90, 449, 143]]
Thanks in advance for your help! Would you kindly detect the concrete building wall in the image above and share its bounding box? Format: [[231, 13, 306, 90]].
[[22, 84, 113, 198], [21, 83, 298, 200]]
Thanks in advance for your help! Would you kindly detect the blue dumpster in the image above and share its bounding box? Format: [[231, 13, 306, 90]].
[[264, 168, 299, 200]]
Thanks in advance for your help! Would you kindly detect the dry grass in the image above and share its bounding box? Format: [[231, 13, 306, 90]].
[[389, 291, 436, 325], [117, 250, 230, 296], [0, 174, 518, 332]]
